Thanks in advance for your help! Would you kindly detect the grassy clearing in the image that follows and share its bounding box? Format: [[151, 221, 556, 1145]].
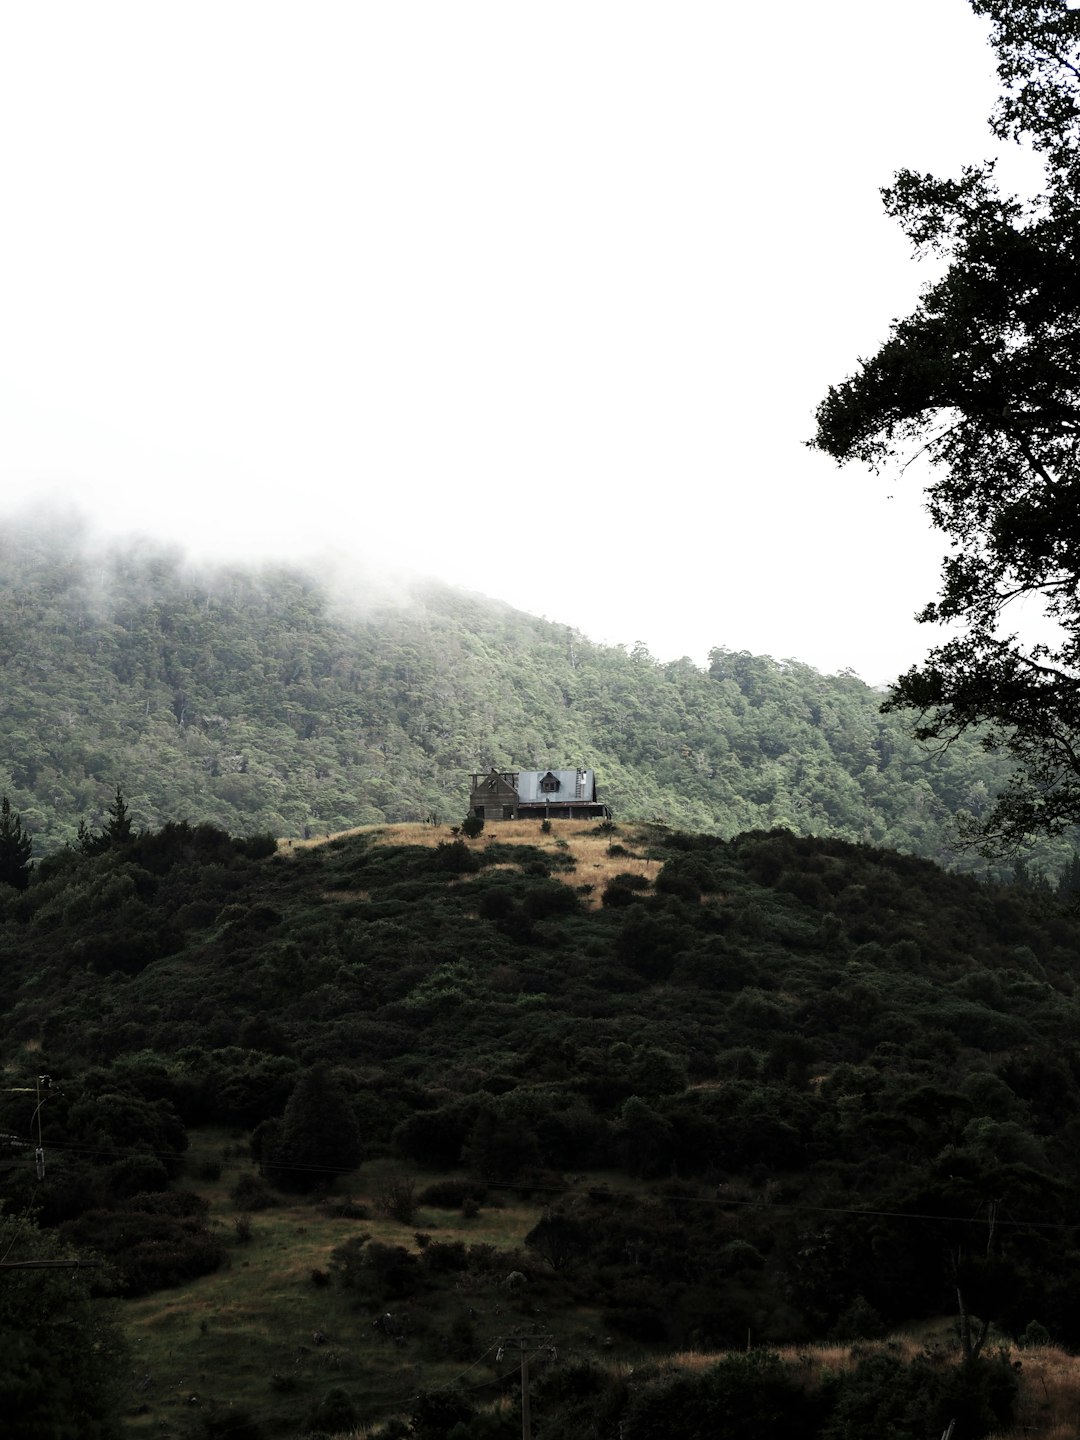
[[120, 1138, 1080, 1438], [121, 1135, 591, 1436], [283, 818, 660, 908]]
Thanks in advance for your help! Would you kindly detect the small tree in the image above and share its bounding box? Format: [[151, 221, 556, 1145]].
[[374, 1174, 418, 1224], [260, 1064, 363, 1192], [461, 813, 485, 839], [524, 1210, 590, 1272], [77, 785, 134, 856], [104, 785, 133, 845], [0, 796, 32, 890]]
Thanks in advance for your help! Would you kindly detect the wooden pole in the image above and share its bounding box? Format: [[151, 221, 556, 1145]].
[[500, 1334, 550, 1440], [520, 1344, 531, 1440]]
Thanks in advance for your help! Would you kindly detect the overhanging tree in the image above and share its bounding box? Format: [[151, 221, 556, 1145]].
[[811, 0, 1080, 851], [0, 1215, 127, 1439]]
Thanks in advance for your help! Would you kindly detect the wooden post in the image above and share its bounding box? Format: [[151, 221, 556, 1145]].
[[520, 1344, 531, 1440], [499, 1334, 551, 1440]]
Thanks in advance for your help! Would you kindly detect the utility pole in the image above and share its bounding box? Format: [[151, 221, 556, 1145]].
[[497, 1333, 555, 1440], [3, 1075, 52, 1180], [520, 1343, 531, 1440]]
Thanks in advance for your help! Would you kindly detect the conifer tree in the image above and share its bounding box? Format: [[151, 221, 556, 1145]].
[[262, 1064, 363, 1192], [1057, 850, 1080, 901], [0, 796, 33, 890], [77, 786, 134, 855], [104, 785, 133, 845]]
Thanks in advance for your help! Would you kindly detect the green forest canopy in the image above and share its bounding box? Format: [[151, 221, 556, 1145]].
[[0, 513, 1072, 881]]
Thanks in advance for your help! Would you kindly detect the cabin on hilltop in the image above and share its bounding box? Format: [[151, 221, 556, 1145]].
[[469, 767, 611, 821]]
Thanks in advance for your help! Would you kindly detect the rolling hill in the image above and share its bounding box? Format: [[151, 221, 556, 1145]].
[[2, 815, 1079, 1436]]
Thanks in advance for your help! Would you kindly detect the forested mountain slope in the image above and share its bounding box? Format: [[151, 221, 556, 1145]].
[[0, 514, 1054, 875]]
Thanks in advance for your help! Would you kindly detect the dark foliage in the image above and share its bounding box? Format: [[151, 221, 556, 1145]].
[[60, 1191, 226, 1296], [304, 1387, 357, 1435], [812, 1, 1080, 854], [819, 1349, 1017, 1440], [0, 795, 33, 890], [622, 1350, 814, 1440], [256, 1064, 364, 1192], [0, 1215, 128, 1440], [3, 808, 1080, 1352]]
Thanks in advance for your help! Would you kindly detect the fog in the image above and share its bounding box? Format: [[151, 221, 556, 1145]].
[[0, 1, 1038, 682]]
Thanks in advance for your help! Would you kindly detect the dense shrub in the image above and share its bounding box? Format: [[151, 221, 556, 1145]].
[[61, 1191, 226, 1296], [420, 1239, 469, 1273], [821, 1350, 1017, 1440], [305, 1387, 357, 1435], [521, 880, 580, 919], [236, 832, 278, 860], [417, 1178, 488, 1208], [394, 1103, 477, 1169], [256, 1064, 363, 1192], [363, 1241, 421, 1300], [432, 839, 482, 873], [622, 1350, 811, 1440], [602, 873, 650, 908], [230, 1171, 278, 1211], [410, 1387, 477, 1439]]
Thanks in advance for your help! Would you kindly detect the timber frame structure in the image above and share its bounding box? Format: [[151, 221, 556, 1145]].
[[469, 767, 611, 821]]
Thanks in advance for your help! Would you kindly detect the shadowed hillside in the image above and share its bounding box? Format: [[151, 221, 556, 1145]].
[[3, 816, 1080, 1438]]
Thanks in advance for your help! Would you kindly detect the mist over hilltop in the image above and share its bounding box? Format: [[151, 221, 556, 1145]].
[[0, 511, 1064, 880]]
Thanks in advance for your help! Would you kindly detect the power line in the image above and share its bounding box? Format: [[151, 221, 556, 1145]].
[[0, 1258, 101, 1270], [9, 1129, 1080, 1234]]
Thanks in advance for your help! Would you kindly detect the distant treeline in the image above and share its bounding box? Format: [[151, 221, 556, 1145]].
[[0, 512, 1071, 880]]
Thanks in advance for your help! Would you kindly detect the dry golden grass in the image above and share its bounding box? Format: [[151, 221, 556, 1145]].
[[1003, 1343, 1080, 1439], [282, 818, 660, 908], [285, 817, 659, 904], [658, 1337, 1080, 1439]]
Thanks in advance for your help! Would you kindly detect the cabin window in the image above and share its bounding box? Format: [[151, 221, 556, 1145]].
[[540, 773, 560, 793]]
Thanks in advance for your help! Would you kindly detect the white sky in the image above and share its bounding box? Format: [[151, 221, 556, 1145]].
[[0, 1, 1038, 682]]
